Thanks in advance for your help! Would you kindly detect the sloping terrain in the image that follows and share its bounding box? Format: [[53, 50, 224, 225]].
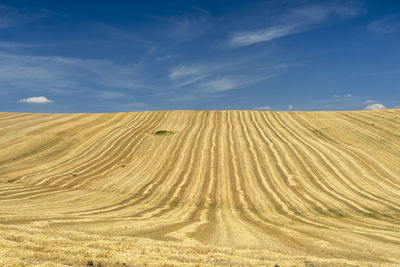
[[0, 110, 400, 266]]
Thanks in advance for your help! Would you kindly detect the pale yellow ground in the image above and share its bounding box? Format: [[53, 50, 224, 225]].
[[0, 110, 400, 266]]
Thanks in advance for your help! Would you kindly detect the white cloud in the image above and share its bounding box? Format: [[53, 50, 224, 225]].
[[288, 104, 294, 110], [200, 77, 238, 92], [156, 54, 172, 61], [0, 53, 153, 96], [255, 106, 272, 110], [346, 93, 352, 97], [19, 96, 54, 103], [332, 94, 340, 98], [168, 62, 240, 89], [168, 51, 281, 94], [169, 65, 202, 79], [167, 57, 277, 102], [365, 103, 386, 110], [228, 3, 363, 48], [168, 65, 208, 88], [365, 99, 376, 104], [166, 69, 275, 102], [230, 24, 297, 48], [367, 14, 400, 34]]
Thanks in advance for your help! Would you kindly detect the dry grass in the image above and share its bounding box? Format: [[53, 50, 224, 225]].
[[0, 110, 400, 266]]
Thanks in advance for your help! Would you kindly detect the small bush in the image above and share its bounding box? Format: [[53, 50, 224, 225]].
[[153, 130, 173, 135]]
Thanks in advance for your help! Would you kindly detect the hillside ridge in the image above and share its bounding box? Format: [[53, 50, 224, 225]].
[[1, 110, 400, 266]]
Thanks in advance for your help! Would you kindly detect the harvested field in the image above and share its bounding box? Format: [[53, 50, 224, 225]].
[[0, 110, 400, 266]]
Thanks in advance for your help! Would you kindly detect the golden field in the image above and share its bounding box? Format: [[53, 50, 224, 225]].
[[0, 110, 400, 266]]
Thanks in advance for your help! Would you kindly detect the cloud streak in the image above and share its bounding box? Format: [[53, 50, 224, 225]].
[[228, 2, 364, 48], [0, 4, 50, 28], [150, 7, 211, 44], [197, 77, 238, 93], [0, 53, 151, 96], [255, 106, 272, 110], [166, 58, 279, 103], [230, 24, 297, 48], [367, 14, 400, 34]]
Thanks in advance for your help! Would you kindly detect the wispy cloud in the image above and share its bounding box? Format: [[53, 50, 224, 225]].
[[365, 99, 376, 104], [1, 50, 281, 109], [367, 14, 400, 34], [255, 106, 272, 110], [288, 104, 294, 110], [332, 93, 352, 98], [229, 24, 297, 48], [0, 4, 50, 28], [0, 53, 152, 95], [365, 103, 386, 110], [168, 58, 278, 89], [168, 62, 239, 89], [169, 65, 202, 79], [167, 58, 278, 102], [19, 96, 54, 103], [228, 2, 364, 48], [169, 64, 208, 88], [274, 61, 305, 70], [168, 8, 210, 39], [156, 54, 173, 61], [151, 8, 210, 43], [91, 23, 159, 54], [197, 77, 238, 93]]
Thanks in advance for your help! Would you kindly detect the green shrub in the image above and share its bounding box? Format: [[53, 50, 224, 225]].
[[153, 130, 173, 135]]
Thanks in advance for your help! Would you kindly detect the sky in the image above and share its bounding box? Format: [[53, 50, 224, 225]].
[[0, 0, 399, 113]]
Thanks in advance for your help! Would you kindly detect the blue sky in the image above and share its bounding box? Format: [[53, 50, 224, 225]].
[[0, 0, 399, 112]]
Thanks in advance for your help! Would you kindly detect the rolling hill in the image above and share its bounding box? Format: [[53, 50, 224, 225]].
[[1, 110, 400, 266]]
